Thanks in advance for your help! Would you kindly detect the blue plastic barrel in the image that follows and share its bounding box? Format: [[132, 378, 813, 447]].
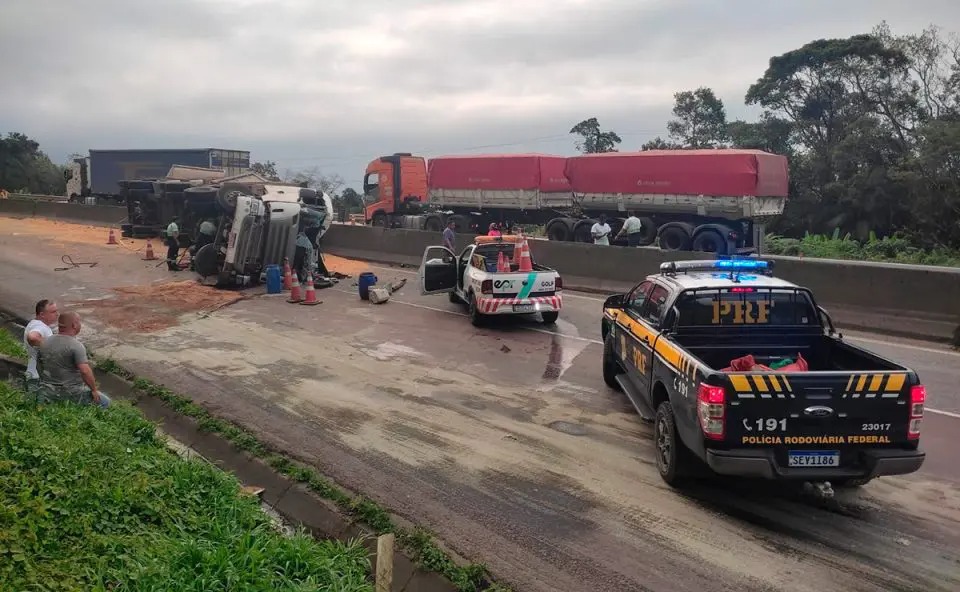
[[358, 272, 378, 300], [265, 264, 282, 294]]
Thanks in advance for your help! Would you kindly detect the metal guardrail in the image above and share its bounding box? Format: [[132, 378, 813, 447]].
[[4, 193, 67, 203]]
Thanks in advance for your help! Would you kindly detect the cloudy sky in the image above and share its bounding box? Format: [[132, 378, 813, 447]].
[[1, 0, 955, 189]]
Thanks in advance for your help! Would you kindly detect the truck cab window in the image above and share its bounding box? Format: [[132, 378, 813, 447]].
[[641, 285, 670, 326], [363, 172, 380, 200]]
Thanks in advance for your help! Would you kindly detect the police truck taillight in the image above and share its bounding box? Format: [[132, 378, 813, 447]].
[[908, 384, 925, 440], [481, 280, 493, 294], [697, 384, 726, 440]]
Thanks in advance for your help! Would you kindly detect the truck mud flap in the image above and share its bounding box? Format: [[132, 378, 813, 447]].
[[616, 375, 655, 421]]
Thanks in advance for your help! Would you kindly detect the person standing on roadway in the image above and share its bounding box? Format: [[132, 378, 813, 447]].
[[615, 212, 645, 247], [165, 217, 181, 272], [591, 214, 612, 245], [443, 220, 456, 251], [487, 223, 502, 237], [35, 311, 111, 408], [23, 299, 58, 385]]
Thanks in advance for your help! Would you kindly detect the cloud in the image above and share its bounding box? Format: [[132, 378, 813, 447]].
[[1, 0, 956, 188]]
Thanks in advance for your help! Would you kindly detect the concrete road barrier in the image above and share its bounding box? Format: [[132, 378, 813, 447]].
[[0, 198, 126, 226], [321, 225, 960, 343]]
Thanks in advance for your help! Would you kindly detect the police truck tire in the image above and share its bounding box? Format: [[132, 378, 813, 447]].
[[469, 292, 485, 327], [602, 335, 622, 391], [655, 401, 694, 487], [541, 311, 559, 325]]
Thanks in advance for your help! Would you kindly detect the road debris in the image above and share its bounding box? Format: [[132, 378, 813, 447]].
[[54, 254, 99, 271]]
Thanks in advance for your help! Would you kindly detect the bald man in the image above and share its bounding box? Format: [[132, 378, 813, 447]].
[[36, 311, 111, 408]]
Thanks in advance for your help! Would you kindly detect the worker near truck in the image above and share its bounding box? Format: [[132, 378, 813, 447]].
[[443, 220, 456, 251], [615, 212, 645, 247], [591, 214, 612, 245], [165, 218, 181, 272]]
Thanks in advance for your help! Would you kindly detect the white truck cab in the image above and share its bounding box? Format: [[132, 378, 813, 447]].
[[419, 235, 563, 326]]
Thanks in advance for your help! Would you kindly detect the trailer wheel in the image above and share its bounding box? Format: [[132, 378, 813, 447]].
[[692, 229, 729, 255], [636, 217, 657, 246], [372, 213, 388, 228], [545, 218, 573, 242], [573, 219, 597, 243], [449, 214, 472, 234], [658, 225, 693, 251], [424, 214, 444, 232]]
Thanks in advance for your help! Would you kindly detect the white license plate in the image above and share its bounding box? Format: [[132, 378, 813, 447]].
[[512, 304, 536, 313], [788, 451, 840, 468]]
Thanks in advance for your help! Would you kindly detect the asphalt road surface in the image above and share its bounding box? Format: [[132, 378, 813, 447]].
[[1, 219, 958, 592]]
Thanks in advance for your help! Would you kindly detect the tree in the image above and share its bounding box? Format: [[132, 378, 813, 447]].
[[569, 118, 622, 153], [640, 137, 681, 150], [727, 115, 794, 155], [667, 87, 729, 148], [0, 132, 67, 196], [283, 166, 345, 196], [250, 160, 281, 181]]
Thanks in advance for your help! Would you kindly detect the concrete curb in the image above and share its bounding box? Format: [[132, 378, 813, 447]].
[[0, 324, 460, 592]]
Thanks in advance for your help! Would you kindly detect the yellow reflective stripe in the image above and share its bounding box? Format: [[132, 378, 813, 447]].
[[781, 376, 792, 392], [845, 375, 855, 392], [752, 375, 769, 392], [855, 375, 868, 392], [868, 374, 884, 392], [768, 375, 782, 392], [884, 373, 906, 393], [730, 375, 752, 392]]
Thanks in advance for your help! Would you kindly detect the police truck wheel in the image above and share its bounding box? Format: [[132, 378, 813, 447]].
[[469, 293, 485, 327], [602, 335, 622, 391], [541, 311, 559, 325], [655, 401, 694, 487]]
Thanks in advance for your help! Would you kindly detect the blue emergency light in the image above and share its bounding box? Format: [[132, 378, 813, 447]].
[[659, 258, 775, 276]]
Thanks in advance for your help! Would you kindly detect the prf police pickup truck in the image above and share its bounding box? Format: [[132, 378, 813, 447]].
[[601, 259, 926, 489]]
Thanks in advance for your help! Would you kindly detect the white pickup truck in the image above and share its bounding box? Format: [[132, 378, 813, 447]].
[[418, 236, 563, 326]]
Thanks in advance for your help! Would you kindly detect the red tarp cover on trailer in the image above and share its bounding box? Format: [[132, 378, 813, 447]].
[[563, 149, 789, 197], [428, 154, 571, 192]]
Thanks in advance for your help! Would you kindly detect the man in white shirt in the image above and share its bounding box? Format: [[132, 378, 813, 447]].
[[591, 214, 612, 246], [23, 299, 58, 380], [615, 212, 645, 247]]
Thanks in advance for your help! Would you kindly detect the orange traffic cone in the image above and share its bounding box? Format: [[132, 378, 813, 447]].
[[518, 239, 533, 272], [496, 251, 509, 273], [106, 228, 118, 245], [142, 239, 157, 260], [287, 273, 302, 303], [300, 273, 321, 305], [282, 258, 293, 290]]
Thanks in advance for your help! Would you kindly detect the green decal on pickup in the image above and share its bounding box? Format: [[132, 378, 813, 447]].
[[517, 273, 537, 299]]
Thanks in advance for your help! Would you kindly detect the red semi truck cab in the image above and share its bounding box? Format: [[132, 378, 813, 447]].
[[363, 153, 428, 226]]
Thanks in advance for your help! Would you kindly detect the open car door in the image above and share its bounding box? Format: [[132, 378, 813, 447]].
[[419, 246, 457, 295]]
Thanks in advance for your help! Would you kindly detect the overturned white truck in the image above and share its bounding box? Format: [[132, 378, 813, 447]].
[[191, 183, 333, 287]]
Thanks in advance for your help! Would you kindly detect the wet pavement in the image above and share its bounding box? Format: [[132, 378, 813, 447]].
[[1, 222, 959, 592]]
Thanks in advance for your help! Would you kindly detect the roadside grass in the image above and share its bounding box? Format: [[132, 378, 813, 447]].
[[0, 325, 501, 592], [765, 230, 960, 267], [0, 379, 372, 591]]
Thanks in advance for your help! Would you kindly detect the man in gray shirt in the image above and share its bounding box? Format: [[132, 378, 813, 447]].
[[36, 311, 111, 408], [443, 220, 456, 252]]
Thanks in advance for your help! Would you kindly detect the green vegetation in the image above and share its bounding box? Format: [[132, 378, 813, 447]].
[[765, 230, 960, 267], [0, 327, 27, 359], [0, 379, 372, 592], [0, 133, 68, 196]]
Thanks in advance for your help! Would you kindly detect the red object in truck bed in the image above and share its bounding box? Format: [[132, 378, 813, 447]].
[[427, 154, 571, 192], [564, 149, 789, 197]]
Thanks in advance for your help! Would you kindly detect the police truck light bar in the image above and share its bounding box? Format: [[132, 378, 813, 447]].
[[659, 259, 774, 275]]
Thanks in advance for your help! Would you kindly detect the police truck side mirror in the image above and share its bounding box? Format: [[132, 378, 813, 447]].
[[818, 305, 840, 338], [604, 294, 625, 309]]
